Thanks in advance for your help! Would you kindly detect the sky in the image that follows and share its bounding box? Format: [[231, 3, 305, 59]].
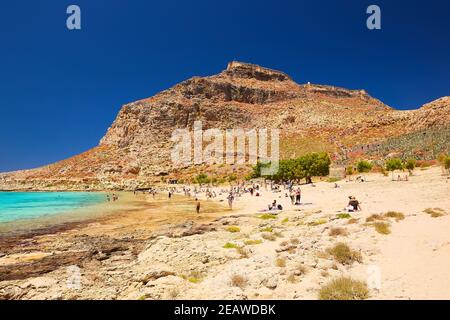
[[0, 0, 449, 172]]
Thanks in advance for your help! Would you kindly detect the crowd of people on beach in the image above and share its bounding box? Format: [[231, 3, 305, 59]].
[[129, 176, 366, 216]]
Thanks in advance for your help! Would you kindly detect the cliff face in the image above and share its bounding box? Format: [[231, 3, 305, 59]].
[[1, 62, 449, 190]]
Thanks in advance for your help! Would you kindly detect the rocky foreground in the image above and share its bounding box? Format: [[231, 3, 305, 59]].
[[1, 167, 449, 300]]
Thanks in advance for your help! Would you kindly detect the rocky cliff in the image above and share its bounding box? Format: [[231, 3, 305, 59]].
[[1, 62, 449, 190]]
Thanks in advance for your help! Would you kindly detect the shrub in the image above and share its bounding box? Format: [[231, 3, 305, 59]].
[[193, 173, 211, 185], [346, 166, 354, 176], [275, 257, 286, 267], [261, 232, 276, 241], [188, 277, 201, 283], [223, 242, 238, 249], [347, 218, 359, 224], [373, 222, 391, 234], [244, 239, 263, 245], [226, 226, 241, 233], [356, 160, 373, 173], [230, 274, 247, 289], [318, 277, 369, 300], [384, 211, 405, 221], [281, 217, 289, 224], [308, 219, 327, 226], [404, 158, 416, 173], [326, 243, 362, 265], [236, 246, 250, 258], [260, 227, 273, 232], [385, 158, 404, 179], [337, 213, 351, 219], [366, 214, 385, 222], [444, 157, 450, 172], [424, 208, 445, 218], [258, 214, 277, 220], [329, 227, 348, 237]]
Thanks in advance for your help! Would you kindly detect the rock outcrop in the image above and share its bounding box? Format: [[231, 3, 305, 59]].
[[0, 62, 449, 190]]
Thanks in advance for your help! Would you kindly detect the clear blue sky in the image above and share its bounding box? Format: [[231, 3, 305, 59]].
[[0, 0, 449, 172]]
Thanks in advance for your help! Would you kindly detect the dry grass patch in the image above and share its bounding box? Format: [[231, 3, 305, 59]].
[[290, 238, 300, 245], [244, 239, 262, 245], [308, 218, 327, 226], [275, 257, 286, 267], [281, 217, 289, 223], [258, 214, 278, 220], [236, 246, 251, 258], [336, 213, 352, 219], [223, 242, 238, 249], [373, 222, 391, 235], [326, 243, 362, 265], [318, 277, 369, 300], [329, 227, 348, 237], [226, 226, 241, 233], [261, 232, 277, 241], [366, 214, 385, 222], [230, 274, 247, 289], [182, 271, 203, 284], [384, 211, 405, 221], [260, 227, 273, 232], [347, 218, 359, 224], [424, 208, 446, 218], [273, 230, 284, 238]]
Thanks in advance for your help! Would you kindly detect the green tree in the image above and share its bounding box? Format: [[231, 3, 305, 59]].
[[385, 158, 404, 180], [250, 152, 331, 183], [193, 173, 210, 185]]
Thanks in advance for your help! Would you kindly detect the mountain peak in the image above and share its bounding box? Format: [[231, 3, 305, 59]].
[[224, 61, 292, 82]]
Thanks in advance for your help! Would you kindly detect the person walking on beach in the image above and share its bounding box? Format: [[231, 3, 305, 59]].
[[195, 198, 201, 214], [227, 192, 234, 210]]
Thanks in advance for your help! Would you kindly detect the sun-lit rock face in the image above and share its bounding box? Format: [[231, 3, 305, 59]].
[[1, 62, 449, 190]]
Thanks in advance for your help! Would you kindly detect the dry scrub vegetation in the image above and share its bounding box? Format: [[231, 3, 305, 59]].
[[424, 208, 446, 218], [230, 274, 247, 289], [318, 277, 369, 300], [326, 243, 362, 265], [329, 227, 348, 237]]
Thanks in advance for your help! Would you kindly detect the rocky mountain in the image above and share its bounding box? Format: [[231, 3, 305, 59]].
[[1, 62, 449, 190]]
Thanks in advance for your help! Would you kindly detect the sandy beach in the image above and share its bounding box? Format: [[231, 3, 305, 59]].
[[0, 166, 449, 300]]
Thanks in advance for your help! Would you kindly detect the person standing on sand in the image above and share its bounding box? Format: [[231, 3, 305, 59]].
[[289, 190, 295, 204], [195, 198, 201, 214], [227, 192, 234, 210], [295, 188, 301, 205]]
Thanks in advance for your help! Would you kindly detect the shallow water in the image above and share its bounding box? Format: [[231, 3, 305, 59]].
[[0, 192, 108, 223], [0, 192, 134, 234]]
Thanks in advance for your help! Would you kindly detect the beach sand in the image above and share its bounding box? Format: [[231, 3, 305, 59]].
[[0, 166, 449, 300]]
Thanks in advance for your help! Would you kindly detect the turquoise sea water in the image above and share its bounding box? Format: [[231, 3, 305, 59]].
[[0, 192, 106, 223]]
